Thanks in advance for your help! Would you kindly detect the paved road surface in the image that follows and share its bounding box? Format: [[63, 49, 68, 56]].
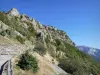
[[0, 61, 8, 75], [0, 55, 12, 69], [0, 55, 12, 75]]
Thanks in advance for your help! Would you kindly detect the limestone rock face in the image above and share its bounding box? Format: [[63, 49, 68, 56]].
[[8, 8, 19, 16], [0, 21, 9, 31], [31, 19, 37, 29], [21, 14, 28, 21], [36, 30, 45, 40]]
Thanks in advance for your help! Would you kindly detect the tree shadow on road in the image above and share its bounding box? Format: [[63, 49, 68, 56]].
[[0, 61, 8, 75]]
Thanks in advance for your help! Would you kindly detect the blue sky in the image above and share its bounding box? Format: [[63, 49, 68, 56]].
[[0, 0, 100, 48]]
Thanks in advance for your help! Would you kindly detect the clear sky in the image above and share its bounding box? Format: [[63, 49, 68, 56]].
[[0, 0, 100, 48]]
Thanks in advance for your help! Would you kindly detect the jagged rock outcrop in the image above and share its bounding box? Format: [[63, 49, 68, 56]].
[[0, 21, 9, 31], [8, 8, 19, 16], [20, 14, 28, 21]]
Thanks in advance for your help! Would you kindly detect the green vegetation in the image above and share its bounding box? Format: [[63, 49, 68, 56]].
[[23, 20, 36, 37], [0, 30, 6, 36], [55, 39, 61, 46], [0, 29, 11, 36], [0, 12, 27, 36], [17, 51, 38, 73], [45, 35, 50, 43], [5, 29, 11, 35], [27, 24, 36, 40], [0, 12, 9, 25], [34, 42, 46, 56], [47, 44, 56, 58], [0, 12, 36, 42], [48, 27, 51, 30], [59, 57, 100, 75], [59, 58, 81, 74], [57, 40, 100, 75], [16, 35, 25, 44]]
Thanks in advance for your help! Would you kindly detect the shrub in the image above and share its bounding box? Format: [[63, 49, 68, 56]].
[[0, 31, 6, 36], [23, 21, 33, 26], [0, 12, 9, 25], [0, 29, 11, 36], [47, 44, 56, 58], [90, 64, 100, 75], [58, 58, 91, 75], [17, 51, 38, 73], [5, 29, 11, 35], [55, 39, 61, 46], [16, 35, 25, 44], [56, 44, 65, 51], [34, 42, 46, 56], [27, 25, 36, 38], [58, 58, 80, 74], [45, 35, 50, 43], [58, 41, 100, 75], [73, 69, 89, 75], [28, 26, 35, 33]]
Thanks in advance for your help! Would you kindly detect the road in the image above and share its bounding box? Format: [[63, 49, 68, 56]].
[[0, 55, 12, 69], [0, 61, 8, 75], [0, 55, 12, 75]]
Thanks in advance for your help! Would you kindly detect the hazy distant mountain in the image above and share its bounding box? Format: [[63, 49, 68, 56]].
[[77, 46, 100, 61]]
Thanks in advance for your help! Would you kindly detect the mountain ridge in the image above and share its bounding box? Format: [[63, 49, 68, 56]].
[[77, 46, 100, 62], [0, 8, 100, 75]]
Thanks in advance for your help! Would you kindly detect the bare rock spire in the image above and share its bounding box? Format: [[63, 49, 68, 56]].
[[8, 8, 19, 16]]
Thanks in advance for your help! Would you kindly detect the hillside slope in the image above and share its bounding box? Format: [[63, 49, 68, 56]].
[[77, 46, 100, 62], [0, 8, 100, 75]]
